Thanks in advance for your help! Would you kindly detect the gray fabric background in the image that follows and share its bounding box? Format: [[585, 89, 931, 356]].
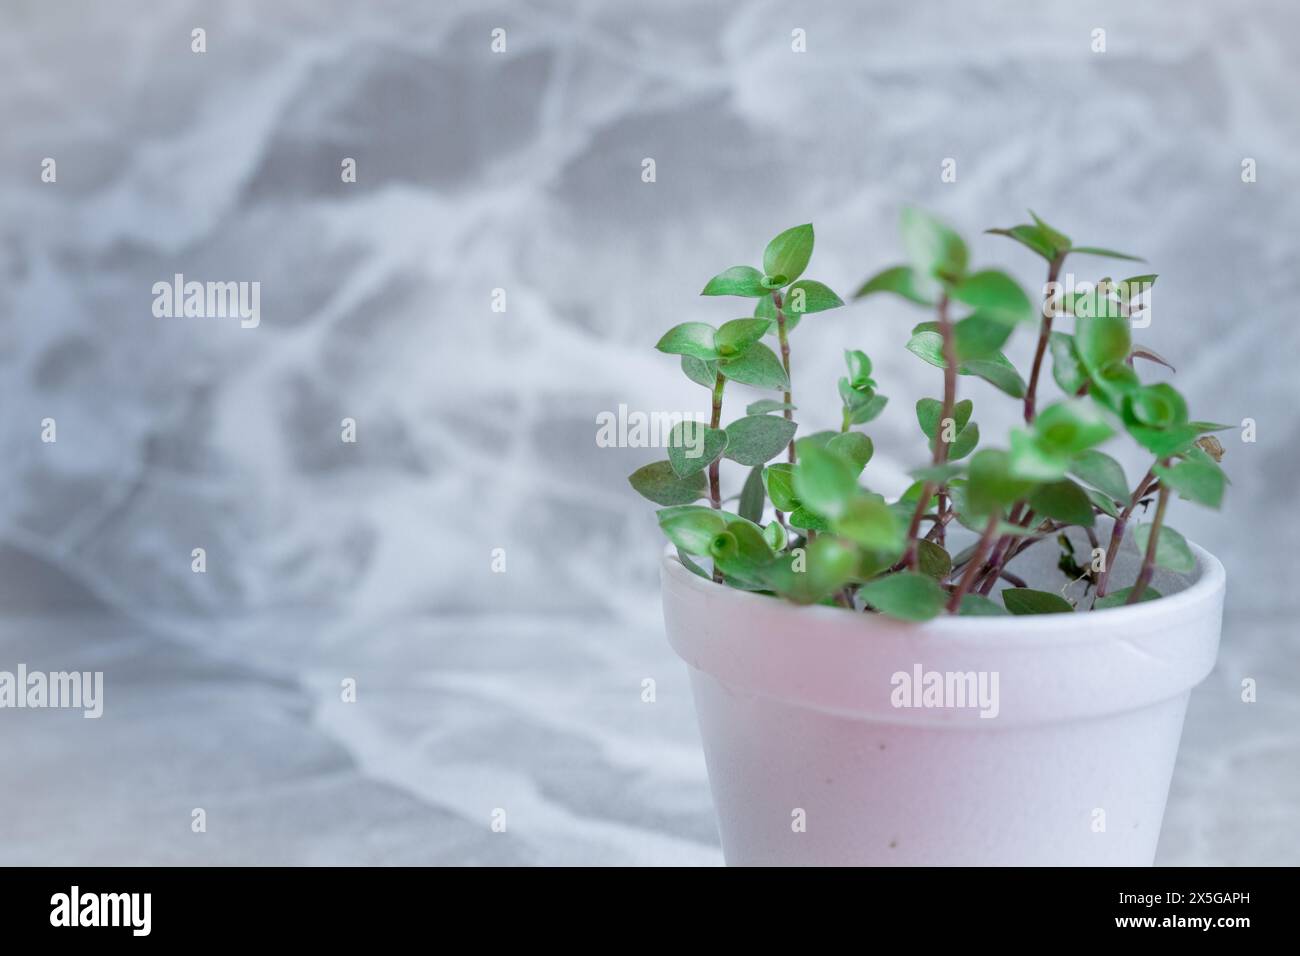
[[0, 0, 1295, 864]]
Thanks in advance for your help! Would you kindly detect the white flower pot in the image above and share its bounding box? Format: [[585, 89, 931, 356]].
[[661, 536, 1225, 866]]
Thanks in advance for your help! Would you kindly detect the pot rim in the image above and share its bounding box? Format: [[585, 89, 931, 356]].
[[661, 537, 1224, 649]]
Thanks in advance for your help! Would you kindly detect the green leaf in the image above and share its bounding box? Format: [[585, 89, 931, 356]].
[[1074, 314, 1131, 373], [950, 270, 1034, 326], [738, 465, 766, 523], [793, 442, 859, 520], [917, 398, 973, 439], [1064, 282, 1125, 320], [1028, 210, 1072, 253], [967, 449, 1036, 517], [656, 322, 718, 360], [681, 356, 718, 388], [957, 593, 1009, 616], [763, 224, 815, 286], [715, 318, 771, 357], [900, 207, 968, 281], [725, 518, 774, 562], [796, 428, 842, 448], [708, 530, 738, 563], [1124, 383, 1188, 429], [657, 506, 727, 555], [784, 279, 843, 316], [753, 291, 780, 322], [1188, 421, 1232, 434], [1002, 588, 1074, 615], [1027, 479, 1095, 526], [746, 399, 796, 415], [953, 313, 1013, 361], [852, 264, 937, 305], [701, 265, 766, 297], [628, 461, 707, 506], [1089, 361, 1141, 404], [916, 399, 978, 461], [675, 548, 710, 579], [833, 496, 901, 552], [1069, 246, 1144, 262], [826, 431, 874, 470], [712, 520, 774, 587], [667, 421, 728, 478], [1069, 449, 1130, 504], [1128, 422, 1201, 458], [1093, 586, 1162, 609], [844, 349, 873, 388], [1033, 400, 1115, 456], [847, 393, 888, 424], [719, 341, 789, 389], [905, 324, 1022, 394], [1154, 459, 1225, 509], [838, 377, 869, 409], [724, 414, 798, 466], [1117, 274, 1157, 299], [1008, 428, 1068, 482], [905, 330, 946, 368], [986, 223, 1057, 261], [1132, 523, 1195, 574], [948, 422, 980, 461], [860, 571, 948, 622], [788, 506, 830, 532], [961, 353, 1026, 398], [1049, 332, 1088, 395], [916, 539, 952, 581], [762, 536, 857, 605], [762, 462, 799, 512], [1085, 487, 1120, 518], [910, 462, 965, 484], [762, 520, 787, 551]]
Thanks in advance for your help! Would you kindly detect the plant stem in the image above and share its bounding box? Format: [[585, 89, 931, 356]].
[[1023, 253, 1065, 423], [707, 372, 725, 512], [773, 291, 796, 464], [975, 501, 1029, 595], [1126, 482, 1170, 604], [947, 513, 1000, 612], [708, 372, 726, 582], [1094, 467, 1156, 598], [904, 294, 954, 569]]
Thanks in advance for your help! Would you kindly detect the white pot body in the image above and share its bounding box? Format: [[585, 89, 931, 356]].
[[661, 538, 1225, 866]]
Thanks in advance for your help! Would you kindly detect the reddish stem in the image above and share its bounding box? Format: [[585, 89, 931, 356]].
[[904, 295, 954, 569], [1023, 254, 1065, 423]]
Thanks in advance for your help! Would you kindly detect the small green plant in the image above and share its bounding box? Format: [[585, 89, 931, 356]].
[[627, 210, 1228, 620]]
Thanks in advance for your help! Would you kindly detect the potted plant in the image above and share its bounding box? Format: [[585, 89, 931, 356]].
[[628, 210, 1228, 866]]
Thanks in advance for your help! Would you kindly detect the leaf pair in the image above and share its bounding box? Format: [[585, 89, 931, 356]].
[[1007, 400, 1115, 483], [904, 329, 1028, 398], [987, 210, 1143, 264], [665, 414, 801, 479], [656, 320, 789, 390], [916, 397, 979, 461], [702, 224, 814, 293], [701, 224, 844, 317], [840, 350, 889, 425], [658, 506, 774, 589]]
